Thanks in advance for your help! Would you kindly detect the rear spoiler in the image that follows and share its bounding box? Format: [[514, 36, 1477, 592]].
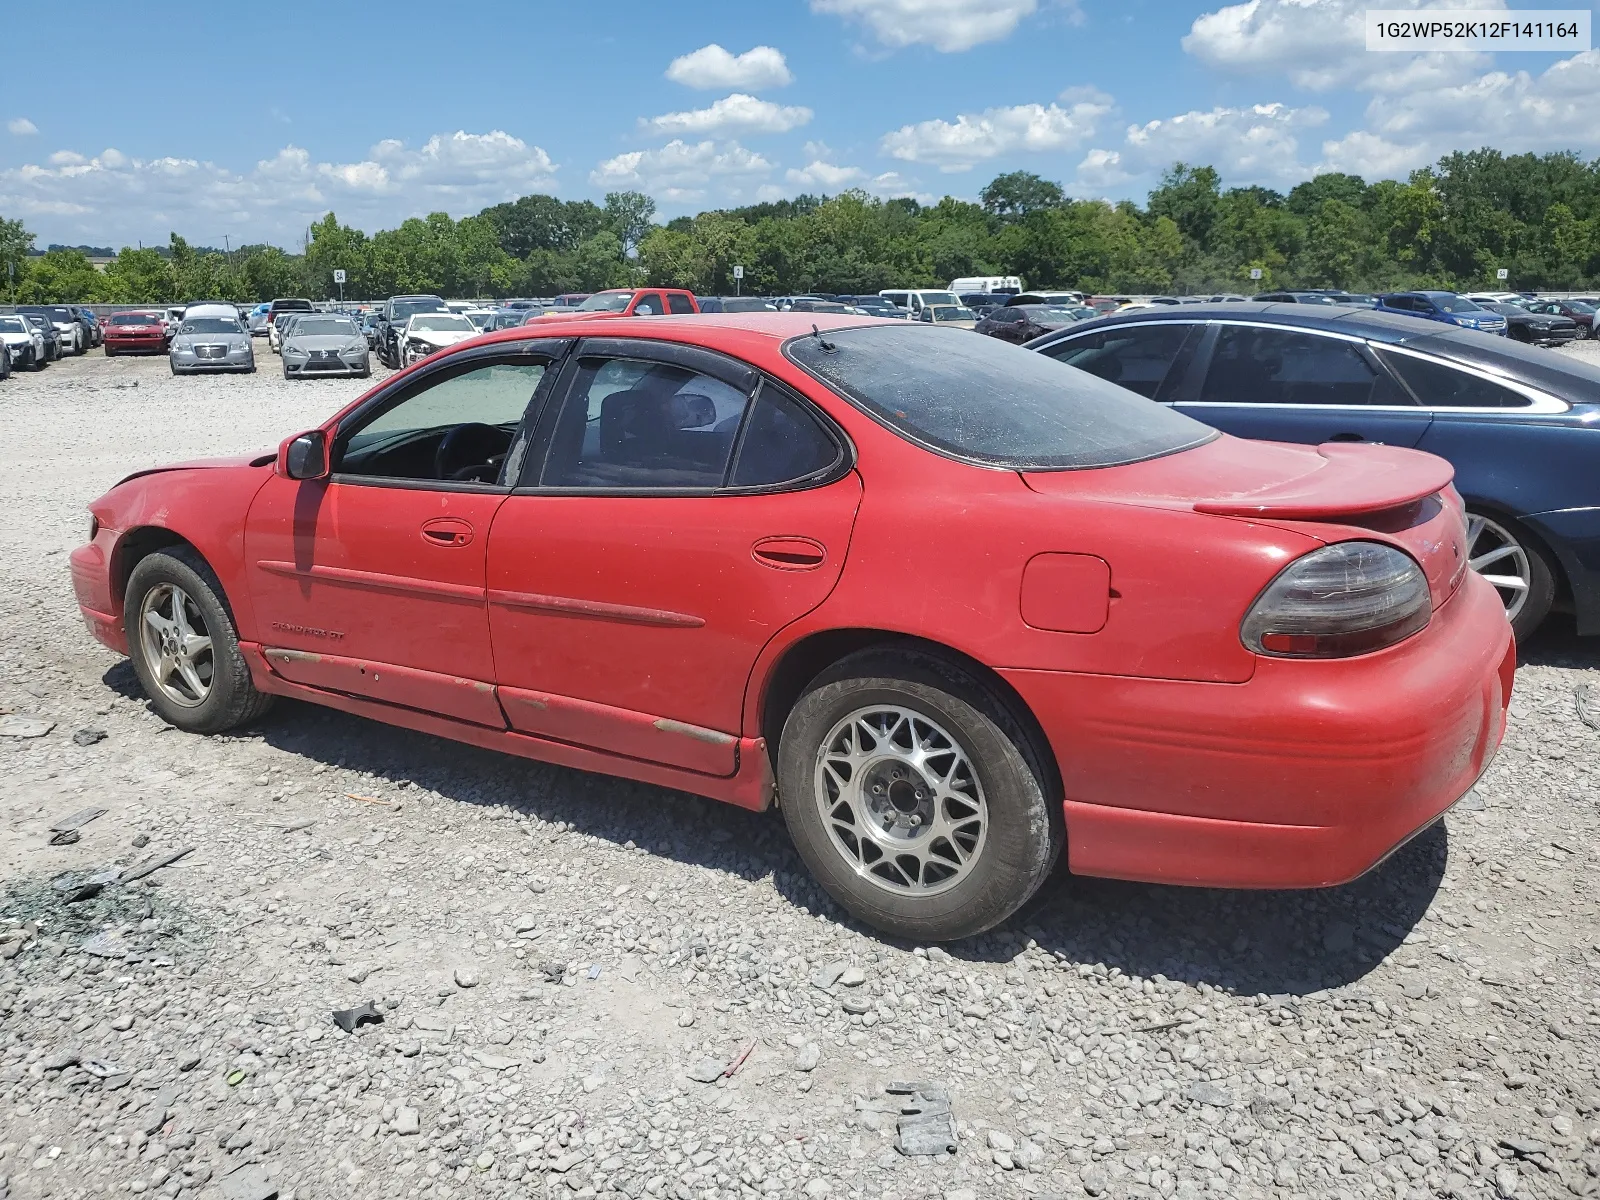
[[1193, 442, 1454, 519]]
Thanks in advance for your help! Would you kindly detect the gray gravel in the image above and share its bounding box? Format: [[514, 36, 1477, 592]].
[[1, 346, 1598, 1200]]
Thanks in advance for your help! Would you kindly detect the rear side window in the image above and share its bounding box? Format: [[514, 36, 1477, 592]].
[[788, 324, 1214, 470], [667, 293, 695, 315], [1038, 324, 1190, 399], [1378, 351, 1532, 409], [1201, 327, 1410, 406], [730, 385, 841, 487]]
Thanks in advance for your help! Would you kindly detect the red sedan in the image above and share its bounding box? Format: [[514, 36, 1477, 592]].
[[69, 314, 1513, 941], [103, 311, 171, 356]]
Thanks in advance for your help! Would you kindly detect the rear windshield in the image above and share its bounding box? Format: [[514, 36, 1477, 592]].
[[110, 313, 160, 325], [787, 324, 1216, 470], [271, 299, 314, 312]]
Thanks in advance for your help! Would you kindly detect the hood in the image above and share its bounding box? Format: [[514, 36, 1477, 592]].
[[114, 454, 269, 488], [287, 334, 364, 351], [0, 330, 37, 343], [408, 329, 477, 346]]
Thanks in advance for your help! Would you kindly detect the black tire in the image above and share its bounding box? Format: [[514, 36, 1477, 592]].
[[777, 648, 1062, 942], [123, 547, 273, 734], [105, 346, 117, 357], [1477, 512, 1556, 642]]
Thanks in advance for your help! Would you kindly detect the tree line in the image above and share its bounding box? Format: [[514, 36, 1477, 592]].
[[4, 147, 1598, 306]]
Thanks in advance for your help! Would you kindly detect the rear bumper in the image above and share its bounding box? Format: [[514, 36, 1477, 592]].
[[1000, 573, 1514, 890]]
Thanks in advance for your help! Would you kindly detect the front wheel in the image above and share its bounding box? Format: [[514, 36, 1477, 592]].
[[777, 648, 1061, 942], [1467, 510, 1555, 641], [124, 548, 274, 734]]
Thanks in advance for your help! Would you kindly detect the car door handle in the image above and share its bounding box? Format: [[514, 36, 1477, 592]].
[[752, 536, 827, 570], [421, 517, 474, 548], [1327, 432, 1366, 442]]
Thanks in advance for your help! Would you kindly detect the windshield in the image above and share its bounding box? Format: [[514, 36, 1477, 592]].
[[575, 292, 634, 312], [788, 324, 1215, 470], [410, 315, 476, 333], [1031, 306, 1086, 321], [1483, 304, 1522, 316], [180, 318, 242, 334], [1433, 296, 1482, 314], [110, 313, 160, 325], [0, 317, 26, 333], [916, 292, 959, 307], [1566, 301, 1596, 314], [391, 297, 446, 321], [290, 318, 359, 337], [929, 306, 976, 321]]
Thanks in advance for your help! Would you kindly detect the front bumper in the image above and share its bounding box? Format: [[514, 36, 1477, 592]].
[[284, 354, 369, 375], [171, 348, 254, 372], [106, 336, 167, 354], [1000, 573, 1514, 890], [71, 536, 126, 655]]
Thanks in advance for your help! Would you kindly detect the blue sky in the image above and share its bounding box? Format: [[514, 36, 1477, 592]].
[[3, 0, 1595, 248]]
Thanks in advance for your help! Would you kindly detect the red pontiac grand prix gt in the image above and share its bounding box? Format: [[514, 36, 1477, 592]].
[[70, 314, 1514, 941]]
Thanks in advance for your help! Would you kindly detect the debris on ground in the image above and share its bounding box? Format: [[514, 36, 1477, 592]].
[[117, 845, 193, 883], [72, 727, 107, 746], [889, 1081, 958, 1156], [0, 714, 54, 738], [47, 804, 107, 845], [330, 1001, 383, 1033]]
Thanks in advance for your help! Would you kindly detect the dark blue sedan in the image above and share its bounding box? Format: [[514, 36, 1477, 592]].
[[1376, 290, 1508, 336], [1026, 303, 1600, 639]]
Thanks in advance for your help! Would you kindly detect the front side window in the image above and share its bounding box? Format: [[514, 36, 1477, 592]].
[[538, 358, 751, 489], [1201, 326, 1407, 406], [336, 362, 547, 483], [1378, 351, 1531, 409], [1039, 323, 1191, 399], [790, 324, 1213, 470], [632, 293, 664, 316]]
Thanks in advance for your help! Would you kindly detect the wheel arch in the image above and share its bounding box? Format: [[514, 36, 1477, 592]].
[[1458, 498, 1571, 608], [756, 627, 1064, 801], [111, 527, 204, 612]]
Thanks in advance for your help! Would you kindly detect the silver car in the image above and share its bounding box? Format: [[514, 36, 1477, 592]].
[[281, 314, 371, 379], [169, 314, 255, 375]]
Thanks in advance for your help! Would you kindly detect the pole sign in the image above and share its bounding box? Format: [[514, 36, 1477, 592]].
[[1496, 268, 1509, 280], [732, 265, 743, 279], [333, 269, 347, 284], [1249, 267, 1263, 280]]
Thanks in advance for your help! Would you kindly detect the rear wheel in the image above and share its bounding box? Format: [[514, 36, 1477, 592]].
[[777, 648, 1061, 942], [124, 548, 273, 734], [1466, 510, 1555, 641]]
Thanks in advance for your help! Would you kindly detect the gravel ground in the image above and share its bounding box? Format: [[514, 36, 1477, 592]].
[[0, 342, 1597, 1200]]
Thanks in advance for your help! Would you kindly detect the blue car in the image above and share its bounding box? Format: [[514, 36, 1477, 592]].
[[1377, 290, 1508, 335], [1026, 302, 1600, 639]]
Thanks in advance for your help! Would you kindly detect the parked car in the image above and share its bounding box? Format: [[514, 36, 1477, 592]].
[[1026, 302, 1600, 638], [267, 312, 301, 354], [835, 296, 903, 318], [169, 312, 255, 375], [20, 313, 62, 361], [532, 289, 699, 321], [1252, 291, 1344, 305], [400, 312, 481, 365], [278, 313, 370, 379], [0, 331, 8, 380], [697, 297, 777, 314], [264, 298, 313, 327], [163, 306, 187, 340], [547, 293, 591, 308], [958, 292, 1011, 313], [1005, 291, 1087, 307], [1522, 299, 1595, 338], [0, 313, 47, 369], [17, 305, 88, 355], [103, 311, 171, 356], [71, 312, 1512, 943], [948, 275, 1023, 295], [917, 303, 979, 329], [464, 308, 497, 331], [1471, 302, 1579, 346], [974, 303, 1091, 344], [877, 288, 964, 318], [72, 307, 104, 348], [375, 294, 450, 368], [1376, 291, 1508, 335], [246, 303, 272, 336]]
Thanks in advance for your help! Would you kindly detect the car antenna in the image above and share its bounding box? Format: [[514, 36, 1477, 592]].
[[811, 323, 836, 351]]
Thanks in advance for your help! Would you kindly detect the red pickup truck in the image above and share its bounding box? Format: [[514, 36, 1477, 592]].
[[534, 288, 699, 320]]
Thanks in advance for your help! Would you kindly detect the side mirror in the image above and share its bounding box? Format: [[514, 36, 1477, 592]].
[[280, 430, 330, 480]]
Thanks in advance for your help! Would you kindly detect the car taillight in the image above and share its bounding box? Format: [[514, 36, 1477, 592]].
[[1240, 541, 1430, 659]]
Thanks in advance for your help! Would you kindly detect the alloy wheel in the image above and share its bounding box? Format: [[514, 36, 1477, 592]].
[[813, 704, 988, 897], [137, 582, 215, 708], [1466, 513, 1532, 624]]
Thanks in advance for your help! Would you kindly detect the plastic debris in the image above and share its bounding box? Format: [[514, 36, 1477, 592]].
[[331, 1001, 384, 1033], [1184, 1081, 1235, 1107], [889, 1081, 958, 1156], [118, 846, 193, 884], [48, 806, 107, 846]]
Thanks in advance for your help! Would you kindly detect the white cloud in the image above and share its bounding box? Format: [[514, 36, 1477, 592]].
[[664, 44, 793, 90], [1318, 49, 1600, 176], [589, 140, 774, 202], [880, 89, 1111, 171], [0, 131, 558, 246], [812, 0, 1037, 52], [1183, 0, 1498, 91], [643, 94, 813, 137], [7, 117, 38, 136], [786, 160, 868, 188], [1122, 103, 1326, 185]]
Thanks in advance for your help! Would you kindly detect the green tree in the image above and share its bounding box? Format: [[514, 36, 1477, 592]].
[[101, 248, 174, 302], [1, 215, 34, 301], [603, 191, 657, 257], [1147, 163, 1222, 251], [17, 248, 103, 302], [979, 171, 1065, 222]]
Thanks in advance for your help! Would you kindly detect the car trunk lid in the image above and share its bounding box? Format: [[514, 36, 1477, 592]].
[[1022, 435, 1468, 609]]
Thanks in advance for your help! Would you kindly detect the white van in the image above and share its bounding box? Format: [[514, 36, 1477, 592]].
[[878, 288, 963, 317], [948, 276, 1023, 295]]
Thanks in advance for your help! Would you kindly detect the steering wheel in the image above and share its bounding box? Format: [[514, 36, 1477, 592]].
[[434, 423, 512, 483]]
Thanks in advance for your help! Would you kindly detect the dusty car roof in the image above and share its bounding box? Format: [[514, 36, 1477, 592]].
[[474, 311, 885, 350]]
